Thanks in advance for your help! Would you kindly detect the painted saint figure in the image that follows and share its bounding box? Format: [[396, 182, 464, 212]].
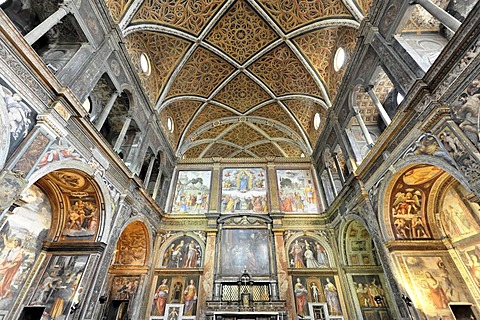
[[154, 278, 169, 316], [294, 278, 308, 316], [183, 240, 198, 268], [290, 240, 305, 268], [184, 279, 197, 316], [425, 271, 449, 309], [0, 237, 24, 298], [324, 278, 342, 315]]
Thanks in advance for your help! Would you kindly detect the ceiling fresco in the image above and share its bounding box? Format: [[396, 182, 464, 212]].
[[105, 0, 368, 158]]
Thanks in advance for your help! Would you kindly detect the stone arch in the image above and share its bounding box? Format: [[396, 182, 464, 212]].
[[158, 232, 206, 269], [285, 232, 334, 268], [339, 217, 378, 266], [27, 160, 115, 242], [376, 155, 471, 242]]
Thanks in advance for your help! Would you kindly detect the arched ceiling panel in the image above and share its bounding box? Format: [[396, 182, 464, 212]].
[[205, 0, 279, 64], [160, 101, 203, 147], [256, 0, 352, 33], [212, 73, 271, 113], [166, 47, 236, 99], [248, 44, 323, 97], [104, 0, 130, 23], [283, 98, 327, 145], [185, 104, 237, 138], [293, 27, 358, 102], [249, 102, 303, 137], [222, 123, 266, 146], [203, 142, 240, 158], [356, 0, 374, 15], [192, 123, 232, 142], [131, 0, 225, 36], [254, 122, 291, 138], [184, 143, 211, 158], [248, 142, 283, 158], [124, 32, 191, 105], [275, 141, 304, 157]]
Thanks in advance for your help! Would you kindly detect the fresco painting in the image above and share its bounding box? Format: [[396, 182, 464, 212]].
[[352, 275, 391, 319], [440, 185, 478, 240], [151, 276, 198, 318], [292, 276, 343, 318], [220, 229, 270, 276], [161, 236, 202, 269], [171, 170, 211, 214], [110, 276, 140, 301], [277, 169, 319, 213], [30, 255, 88, 320], [0, 184, 51, 312], [221, 168, 267, 214], [0, 78, 37, 157], [287, 236, 329, 269], [402, 255, 471, 320]]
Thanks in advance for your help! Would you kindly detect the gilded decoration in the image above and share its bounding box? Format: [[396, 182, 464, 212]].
[[256, 0, 351, 33], [283, 99, 326, 145], [276, 141, 304, 157], [248, 44, 323, 97], [213, 73, 271, 113], [249, 143, 284, 158], [203, 143, 239, 158], [249, 102, 303, 137], [192, 123, 231, 141], [184, 143, 210, 158], [166, 47, 235, 99], [161, 101, 202, 147], [255, 122, 290, 138], [222, 123, 265, 147], [124, 32, 191, 105], [185, 104, 237, 137], [104, 0, 129, 23], [132, 0, 224, 36], [357, 0, 374, 15], [293, 27, 357, 101], [345, 220, 377, 266], [114, 221, 148, 266], [206, 0, 279, 64]]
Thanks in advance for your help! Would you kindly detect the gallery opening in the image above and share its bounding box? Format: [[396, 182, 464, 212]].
[[0, 0, 479, 319]]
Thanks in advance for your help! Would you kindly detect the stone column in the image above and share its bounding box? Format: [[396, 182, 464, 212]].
[[353, 108, 375, 148], [273, 229, 294, 319], [95, 91, 119, 131], [198, 230, 217, 319], [332, 153, 345, 183], [410, 0, 461, 32], [152, 168, 164, 201], [325, 164, 338, 196], [24, 1, 74, 45], [113, 116, 132, 152], [364, 85, 391, 126], [143, 156, 156, 188]]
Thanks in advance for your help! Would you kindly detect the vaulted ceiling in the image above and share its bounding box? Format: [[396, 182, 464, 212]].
[[104, 0, 371, 158]]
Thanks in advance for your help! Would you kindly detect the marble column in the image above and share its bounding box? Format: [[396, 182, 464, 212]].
[[198, 230, 217, 319], [364, 85, 391, 126], [332, 153, 345, 184], [143, 156, 156, 188], [353, 108, 375, 148], [411, 0, 461, 32], [273, 229, 294, 319], [113, 116, 131, 152], [95, 91, 119, 131], [24, 1, 73, 45], [325, 164, 338, 196]]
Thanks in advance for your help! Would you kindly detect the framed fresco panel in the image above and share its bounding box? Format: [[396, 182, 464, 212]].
[[221, 168, 267, 214], [171, 170, 211, 214], [219, 229, 270, 276], [277, 169, 319, 213]]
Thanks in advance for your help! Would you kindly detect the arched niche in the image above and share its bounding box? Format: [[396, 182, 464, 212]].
[[158, 233, 205, 269], [380, 162, 480, 319], [113, 221, 149, 266], [285, 232, 333, 269], [343, 219, 378, 266]]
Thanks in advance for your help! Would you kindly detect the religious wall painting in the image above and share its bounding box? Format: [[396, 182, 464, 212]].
[[288, 236, 329, 269], [114, 222, 148, 265], [221, 168, 267, 214], [110, 276, 140, 302], [439, 183, 480, 240], [276, 169, 319, 213], [0, 184, 52, 312], [11, 132, 50, 175], [458, 246, 480, 290], [352, 275, 391, 319], [150, 276, 198, 318], [62, 193, 98, 239], [29, 255, 88, 320], [401, 255, 471, 320], [171, 170, 211, 214], [160, 236, 202, 269], [220, 229, 270, 276], [292, 276, 343, 319], [389, 165, 445, 240], [37, 137, 84, 168], [0, 78, 37, 158]]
